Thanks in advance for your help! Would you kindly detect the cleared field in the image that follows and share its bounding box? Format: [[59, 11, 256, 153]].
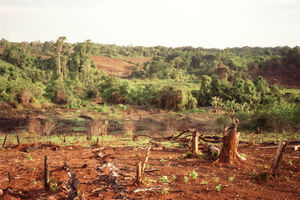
[[90, 55, 136, 77], [90, 55, 151, 77], [255, 68, 300, 89]]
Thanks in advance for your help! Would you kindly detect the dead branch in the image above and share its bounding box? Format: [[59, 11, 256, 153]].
[[142, 147, 151, 175], [63, 162, 80, 200], [3, 187, 28, 199], [133, 186, 161, 193], [2, 134, 7, 148]]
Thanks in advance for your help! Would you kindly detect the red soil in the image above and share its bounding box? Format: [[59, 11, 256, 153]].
[[0, 142, 299, 200], [90, 55, 151, 77], [254, 68, 300, 89], [90, 55, 136, 77]]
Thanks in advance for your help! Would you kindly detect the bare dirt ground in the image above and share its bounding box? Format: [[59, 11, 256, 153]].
[[90, 55, 151, 77], [0, 142, 299, 200], [0, 107, 299, 200], [90, 55, 136, 77], [254, 68, 300, 89]]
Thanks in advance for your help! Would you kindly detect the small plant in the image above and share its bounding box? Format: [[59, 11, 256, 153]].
[[184, 176, 189, 183], [27, 154, 32, 160], [143, 178, 157, 185], [228, 177, 235, 181], [162, 187, 169, 195], [50, 178, 60, 192], [287, 159, 293, 166], [215, 184, 222, 192], [214, 177, 219, 182], [160, 158, 167, 163], [189, 171, 198, 180], [264, 164, 270, 169], [161, 176, 170, 184], [171, 175, 177, 181], [145, 163, 150, 169], [240, 153, 246, 160], [200, 180, 208, 185]]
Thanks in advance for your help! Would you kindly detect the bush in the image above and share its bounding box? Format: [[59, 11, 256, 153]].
[[236, 103, 300, 132], [160, 86, 197, 111], [16, 88, 34, 105], [54, 87, 68, 105]]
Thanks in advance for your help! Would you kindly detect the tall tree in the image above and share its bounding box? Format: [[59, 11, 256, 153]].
[[54, 36, 67, 78]]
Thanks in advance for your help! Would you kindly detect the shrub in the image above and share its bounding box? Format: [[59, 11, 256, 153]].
[[54, 87, 68, 105], [237, 103, 300, 132], [160, 86, 197, 111], [16, 88, 34, 105]]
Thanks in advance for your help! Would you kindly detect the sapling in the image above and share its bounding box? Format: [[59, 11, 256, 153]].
[[184, 176, 189, 183], [161, 176, 170, 184], [189, 171, 198, 180], [215, 184, 222, 192], [162, 188, 169, 195]]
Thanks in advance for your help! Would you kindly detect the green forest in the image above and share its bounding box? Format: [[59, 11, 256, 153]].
[[0, 37, 299, 132]]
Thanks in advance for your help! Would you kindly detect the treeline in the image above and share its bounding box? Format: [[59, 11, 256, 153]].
[[0, 38, 299, 132]]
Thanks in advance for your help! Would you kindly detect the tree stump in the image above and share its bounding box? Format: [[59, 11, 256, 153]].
[[192, 131, 199, 155], [217, 119, 245, 164], [136, 161, 142, 184], [44, 156, 50, 191], [271, 140, 287, 176]]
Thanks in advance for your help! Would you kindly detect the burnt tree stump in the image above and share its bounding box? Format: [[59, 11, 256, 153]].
[[44, 156, 50, 191], [217, 119, 245, 164]]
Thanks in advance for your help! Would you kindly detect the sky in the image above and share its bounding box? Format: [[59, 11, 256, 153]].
[[0, 0, 299, 48]]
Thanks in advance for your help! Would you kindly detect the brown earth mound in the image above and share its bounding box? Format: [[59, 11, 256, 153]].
[[254, 68, 300, 89]]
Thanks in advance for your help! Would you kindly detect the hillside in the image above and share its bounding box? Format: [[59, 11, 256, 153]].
[[90, 55, 135, 77], [254, 68, 300, 89]]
